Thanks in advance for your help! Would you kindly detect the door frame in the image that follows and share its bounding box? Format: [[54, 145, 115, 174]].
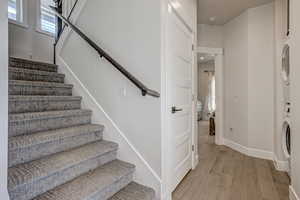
[[0, 1, 9, 200], [196, 46, 224, 146]]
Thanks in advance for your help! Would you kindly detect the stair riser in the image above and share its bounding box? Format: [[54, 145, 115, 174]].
[[91, 173, 133, 200], [9, 99, 81, 114], [9, 151, 117, 200], [9, 85, 73, 96], [9, 114, 91, 137], [9, 71, 64, 83], [10, 60, 58, 72], [9, 131, 103, 167]]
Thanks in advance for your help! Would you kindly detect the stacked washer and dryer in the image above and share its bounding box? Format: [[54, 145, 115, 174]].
[[281, 44, 291, 175]]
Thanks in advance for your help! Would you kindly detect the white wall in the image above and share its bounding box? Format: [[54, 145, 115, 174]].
[[247, 3, 275, 152], [0, 0, 9, 199], [223, 3, 275, 154], [197, 24, 223, 48], [60, 0, 162, 178], [9, 0, 54, 63], [223, 11, 249, 147], [170, 0, 197, 32], [290, 0, 300, 197]]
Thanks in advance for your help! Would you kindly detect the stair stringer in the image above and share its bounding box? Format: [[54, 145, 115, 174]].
[[56, 57, 162, 199]]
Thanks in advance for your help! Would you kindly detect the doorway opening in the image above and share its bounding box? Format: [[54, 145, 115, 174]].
[[197, 52, 216, 149], [196, 47, 224, 148]]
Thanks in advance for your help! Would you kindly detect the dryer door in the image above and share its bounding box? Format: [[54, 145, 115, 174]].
[[282, 44, 290, 85]]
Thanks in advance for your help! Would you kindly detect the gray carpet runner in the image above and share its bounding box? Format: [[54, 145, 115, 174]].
[[8, 57, 155, 200]]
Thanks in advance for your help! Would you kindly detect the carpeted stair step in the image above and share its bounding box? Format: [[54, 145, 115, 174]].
[[33, 160, 135, 200], [9, 80, 73, 96], [8, 124, 104, 167], [8, 141, 119, 200], [109, 182, 156, 200], [9, 67, 65, 83], [10, 57, 58, 72], [9, 109, 92, 137], [9, 96, 82, 114]]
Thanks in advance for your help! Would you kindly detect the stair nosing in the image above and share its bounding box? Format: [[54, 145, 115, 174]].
[[8, 124, 104, 150], [10, 57, 58, 68], [8, 141, 119, 190], [9, 80, 73, 88], [33, 160, 135, 200], [109, 182, 156, 200], [9, 95, 82, 102], [9, 109, 92, 122], [9, 67, 65, 78]]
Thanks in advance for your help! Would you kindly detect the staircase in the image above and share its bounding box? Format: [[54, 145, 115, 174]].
[[8, 57, 156, 200]]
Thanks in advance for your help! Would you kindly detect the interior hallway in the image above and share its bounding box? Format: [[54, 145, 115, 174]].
[[172, 121, 290, 200]]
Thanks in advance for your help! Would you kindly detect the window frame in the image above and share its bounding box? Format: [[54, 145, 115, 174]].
[[8, 0, 28, 28], [36, 0, 56, 37]]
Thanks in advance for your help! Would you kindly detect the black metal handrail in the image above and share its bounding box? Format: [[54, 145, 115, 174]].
[[50, 6, 160, 98], [53, 0, 78, 64]]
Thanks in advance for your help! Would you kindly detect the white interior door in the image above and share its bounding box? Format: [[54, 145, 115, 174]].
[[166, 6, 193, 192]]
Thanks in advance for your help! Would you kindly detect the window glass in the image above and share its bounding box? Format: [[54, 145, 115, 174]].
[[8, 0, 22, 22], [8, 0, 17, 20], [40, 0, 56, 34]]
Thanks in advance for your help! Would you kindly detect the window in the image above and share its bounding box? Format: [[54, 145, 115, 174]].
[[39, 0, 56, 35], [8, 0, 23, 23]]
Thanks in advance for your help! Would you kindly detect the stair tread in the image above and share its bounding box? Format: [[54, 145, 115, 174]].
[[33, 160, 135, 200], [109, 182, 155, 200], [8, 140, 119, 190], [9, 80, 73, 88], [9, 124, 104, 150], [9, 67, 65, 78], [9, 109, 92, 122], [9, 95, 82, 101], [10, 57, 58, 72]]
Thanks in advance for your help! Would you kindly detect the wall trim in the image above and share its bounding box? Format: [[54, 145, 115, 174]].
[[223, 139, 274, 160], [273, 154, 290, 172], [290, 186, 300, 200], [224, 138, 292, 173], [0, 188, 9, 200], [57, 57, 162, 197]]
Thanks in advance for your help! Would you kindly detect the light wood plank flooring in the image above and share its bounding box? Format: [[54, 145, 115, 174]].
[[172, 121, 290, 200]]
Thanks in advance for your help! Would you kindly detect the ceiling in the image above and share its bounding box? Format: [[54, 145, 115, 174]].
[[197, 0, 274, 25]]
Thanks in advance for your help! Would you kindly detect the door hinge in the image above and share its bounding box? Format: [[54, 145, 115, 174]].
[[192, 145, 195, 152], [192, 44, 194, 51], [192, 94, 195, 101]]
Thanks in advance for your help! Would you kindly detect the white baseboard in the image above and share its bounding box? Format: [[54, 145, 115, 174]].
[[223, 139, 274, 160], [0, 188, 10, 200], [223, 139, 291, 173], [161, 191, 172, 200], [290, 186, 300, 200], [192, 154, 199, 169], [273, 155, 290, 172], [57, 57, 162, 198]]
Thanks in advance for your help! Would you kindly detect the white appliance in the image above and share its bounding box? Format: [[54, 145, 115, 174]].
[[281, 44, 291, 175], [282, 44, 290, 85], [282, 118, 291, 160]]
